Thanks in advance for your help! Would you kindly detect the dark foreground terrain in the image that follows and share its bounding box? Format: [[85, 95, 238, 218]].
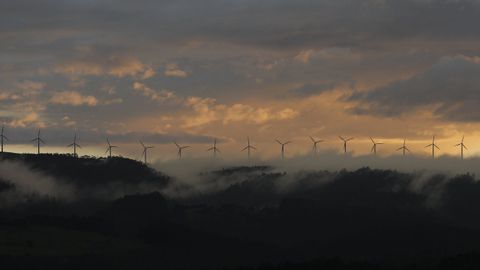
[[1, 153, 480, 269]]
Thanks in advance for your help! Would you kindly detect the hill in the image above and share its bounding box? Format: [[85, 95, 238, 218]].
[[1, 156, 480, 269]]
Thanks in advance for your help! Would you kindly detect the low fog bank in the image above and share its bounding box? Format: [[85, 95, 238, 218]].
[[154, 152, 480, 198], [0, 154, 169, 208], [0, 160, 75, 206], [1, 151, 480, 208]]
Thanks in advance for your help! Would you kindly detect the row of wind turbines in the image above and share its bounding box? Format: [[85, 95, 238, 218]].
[[0, 126, 468, 164], [0, 127, 470, 164]]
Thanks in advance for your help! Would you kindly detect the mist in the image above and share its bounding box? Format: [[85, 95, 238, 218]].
[[153, 151, 478, 198], [0, 160, 75, 206]]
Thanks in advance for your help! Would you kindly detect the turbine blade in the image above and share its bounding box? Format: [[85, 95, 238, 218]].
[[67, 143, 74, 147], [309, 136, 315, 143], [370, 137, 375, 144], [241, 146, 248, 151], [275, 139, 282, 145], [285, 141, 292, 145], [207, 147, 214, 151], [339, 136, 345, 141], [435, 145, 440, 150]]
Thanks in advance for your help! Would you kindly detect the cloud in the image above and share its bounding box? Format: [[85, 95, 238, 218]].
[[8, 112, 44, 128], [0, 160, 74, 205], [16, 80, 45, 92], [347, 55, 480, 121], [55, 55, 155, 79], [103, 98, 123, 105], [142, 67, 157, 79], [164, 63, 188, 78], [182, 97, 299, 127], [50, 91, 98, 106], [294, 50, 316, 63], [132, 82, 179, 102], [288, 83, 336, 97]]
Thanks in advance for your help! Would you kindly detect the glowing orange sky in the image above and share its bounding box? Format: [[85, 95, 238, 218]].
[[2, 0, 480, 161]]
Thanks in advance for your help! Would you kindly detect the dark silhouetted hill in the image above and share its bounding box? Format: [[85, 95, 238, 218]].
[[2, 160, 480, 269]]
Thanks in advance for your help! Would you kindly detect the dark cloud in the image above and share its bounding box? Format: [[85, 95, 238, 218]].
[[288, 83, 336, 97], [2, 0, 480, 51], [347, 56, 480, 121]]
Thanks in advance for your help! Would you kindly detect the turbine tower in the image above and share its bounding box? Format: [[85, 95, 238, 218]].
[[276, 139, 291, 160], [241, 137, 256, 160], [67, 133, 81, 157], [425, 135, 440, 159], [396, 138, 410, 156], [339, 136, 353, 155], [370, 137, 384, 155], [455, 135, 468, 160], [105, 138, 118, 158], [309, 136, 323, 156], [174, 142, 190, 159], [31, 129, 45, 154], [0, 126, 8, 153], [207, 139, 221, 159], [140, 140, 154, 164]]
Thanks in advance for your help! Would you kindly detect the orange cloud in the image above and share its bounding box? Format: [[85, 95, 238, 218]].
[[55, 56, 155, 79], [8, 112, 45, 128], [164, 63, 188, 77], [50, 91, 98, 106], [132, 82, 179, 102], [182, 97, 300, 128]]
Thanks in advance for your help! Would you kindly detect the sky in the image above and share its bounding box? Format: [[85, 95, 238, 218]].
[[2, 0, 480, 161]]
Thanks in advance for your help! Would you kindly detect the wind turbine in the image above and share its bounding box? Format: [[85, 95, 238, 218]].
[[370, 137, 384, 155], [276, 139, 291, 160], [174, 142, 190, 159], [0, 125, 8, 153], [396, 138, 410, 156], [309, 136, 323, 156], [31, 129, 45, 154], [425, 135, 440, 159], [455, 135, 468, 160], [105, 138, 118, 158], [241, 137, 256, 160], [67, 133, 81, 157], [339, 136, 353, 155], [140, 140, 154, 164], [207, 139, 221, 159]]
